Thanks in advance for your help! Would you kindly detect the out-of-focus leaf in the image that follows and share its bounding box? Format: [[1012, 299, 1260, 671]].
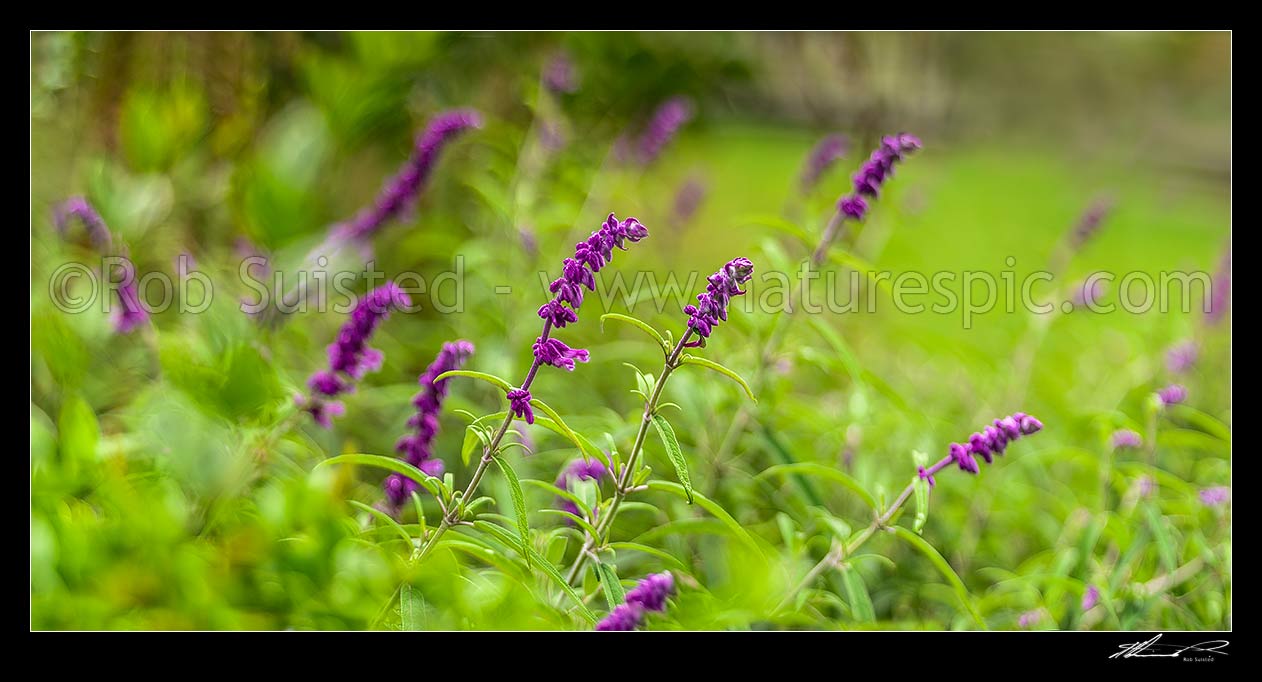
[[679, 355, 757, 402]]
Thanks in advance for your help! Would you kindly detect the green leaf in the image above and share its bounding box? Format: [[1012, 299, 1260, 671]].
[[539, 508, 601, 540], [491, 455, 532, 567], [597, 562, 627, 608], [58, 393, 100, 468], [400, 583, 425, 631], [521, 479, 593, 520], [601, 313, 670, 355], [890, 525, 986, 629], [913, 475, 930, 534], [433, 370, 515, 393], [472, 521, 597, 623], [755, 463, 878, 511], [1143, 502, 1177, 572], [349, 500, 413, 548], [741, 214, 814, 250], [840, 565, 876, 622], [827, 248, 894, 296], [651, 414, 692, 503], [679, 355, 757, 402], [528, 406, 610, 469], [316, 454, 443, 497], [645, 480, 761, 555], [607, 542, 689, 570]]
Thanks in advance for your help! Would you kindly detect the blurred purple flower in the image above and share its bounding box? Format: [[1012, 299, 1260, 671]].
[[1199, 486, 1230, 507], [636, 97, 693, 165], [1157, 384, 1187, 406], [1082, 585, 1100, 611], [1138, 475, 1156, 499], [112, 270, 150, 334], [1018, 610, 1042, 629], [384, 340, 475, 511], [1070, 276, 1108, 309], [918, 412, 1043, 486], [673, 176, 708, 224], [799, 134, 848, 193], [684, 257, 755, 347], [52, 196, 113, 251], [543, 53, 579, 94], [1110, 429, 1142, 450], [301, 282, 411, 428], [554, 458, 607, 518], [1166, 340, 1198, 374], [1067, 197, 1114, 250], [841, 133, 922, 218], [332, 109, 481, 242], [595, 572, 675, 631]]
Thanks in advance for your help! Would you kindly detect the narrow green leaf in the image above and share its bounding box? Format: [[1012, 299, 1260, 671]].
[[597, 561, 627, 608], [411, 491, 428, 540], [601, 313, 670, 354], [679, 355, 757, 402], [890, 525, 986, 629], [526, 400, 610, 468], [607, 542, 689, 570], [349, 500, 414, 548], [521, 479, 593, 520], [651, 414, 692, 503], [400, 583, 425, 631], [840, 564, 876, 622], [539, 508, 601, 540], [491, 455, 531, 567], [472, 520, 597, 623], [317, 454, 443, 497], [433, 369, 515, 393], [1143, 502, 1177, 572], [755, 462, 878, 511]]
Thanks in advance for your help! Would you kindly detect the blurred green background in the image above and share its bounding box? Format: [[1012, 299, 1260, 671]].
[[30, 32, 1230, 630]]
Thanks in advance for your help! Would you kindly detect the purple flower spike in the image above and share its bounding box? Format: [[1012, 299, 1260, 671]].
[[673, 176, 708, 224], [1068, 197, 1114, 250], [301, 282, 411, 427], [1018, 610, 1041, 629], [1199, 486, 1230, 507], [383, 340, 475, 513], [595, 603, 643, 631], [1110, 429, 1142, 450], [1166, 340, 1199, 374], [800, 134, 849, 193], [1157, 384, 1187, 406], [835, 133, 921, 221], [1082, 585, 1100, 611], [637, 97, 693, 165], [918, 412, 1044, 485], [507, 389, 535, 424], [543, 53, 579, 94], [532, 337, 590, 371], [595, 572, 675, 631], [53, 196, 114, 251], [684, 257, 755, 347], [334, 109, 481, 241], [111, 268, 150, 334]]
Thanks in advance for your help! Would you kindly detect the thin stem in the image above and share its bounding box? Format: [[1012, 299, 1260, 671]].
[[563, 328, 695, 585]]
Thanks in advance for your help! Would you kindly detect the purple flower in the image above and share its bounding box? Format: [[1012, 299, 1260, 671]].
[[295, 395, 345, 429], [109, 259, 150, 334], [684, 257, 755, 347], [1206, 248, 1231, 325], [301, 282, 411, 428], [636, 97, 693, 165], [1082, 585, 1100, 611], [1138, 475, 1156, 499], [800, 134, 849, 193], [1199, 486, 1230, 507], [384, 340, 475, 511], [595, 571, 675, 631], [52, 196, 113, 251], [673, 176, 707, 224], [532, 337, 590, 371], [837, 133, 922, 220], [1068, 197, 1114, 250], [554, 458, 607, 518], [595, 603, 642, 631], [1110, 429, 1142, 450], [918, 412, 1043, 487], [1157, 384, 1187, 406], [1166, 340, 1198, 374], [543, 53, 579, 94], [1018, 610, 1042, 628], [507, 389, 535, 425], [333, 109, 481, 242], [1070, 276, 1108, 309]]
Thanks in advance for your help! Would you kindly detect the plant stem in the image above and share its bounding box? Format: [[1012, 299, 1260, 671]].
[[563, 329, 695, 585]]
